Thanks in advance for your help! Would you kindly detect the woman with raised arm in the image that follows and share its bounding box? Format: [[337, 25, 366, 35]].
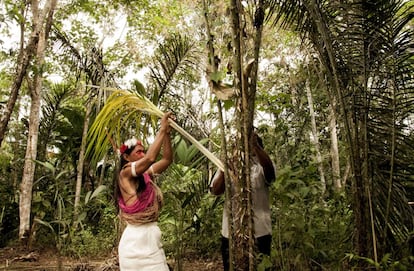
[[116, 112, 173, 271]]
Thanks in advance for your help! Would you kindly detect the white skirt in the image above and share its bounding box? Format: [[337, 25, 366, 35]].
[[118, 222, 169, 271]]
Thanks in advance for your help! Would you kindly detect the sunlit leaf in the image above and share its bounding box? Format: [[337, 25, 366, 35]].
[[86, 88, 224, 171]]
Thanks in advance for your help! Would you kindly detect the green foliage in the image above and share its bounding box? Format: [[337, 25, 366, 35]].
[[0, 128, 26, 247], [0, 142, 12, 176], [148, 33, 199, 104], [271, 163, 352, 270], [273, 0, 414, 264], [63, 205, 118, 258], [0, 201, 18, 247], [31, 161, 72, 223], [257, 254, 273, 271], [160, 166, 222, 265], [0, 1, 413, 270], [119, 0, 196, 38], [32, 161, 117, 257], [345, 253, 414, 271], [159, 137, 222, 270], [30, 161, 76, 252], [38, 83, 84, 157]]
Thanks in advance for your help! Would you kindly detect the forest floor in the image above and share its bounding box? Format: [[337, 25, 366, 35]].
[[0, 245, 223, 271]]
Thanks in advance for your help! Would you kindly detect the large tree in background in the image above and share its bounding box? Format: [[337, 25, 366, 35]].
[[0, 0, 51, 147], [203, 0, 273, 269], [18, 0, 58, 242], [272, 0, 414, 265]]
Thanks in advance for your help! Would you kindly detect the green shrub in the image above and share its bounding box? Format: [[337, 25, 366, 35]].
[[271, 164, 352, 270], [64, 226, 116, 257]]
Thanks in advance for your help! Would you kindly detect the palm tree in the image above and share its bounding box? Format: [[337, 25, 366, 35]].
[[270, 0, 414, 266], [203, 1, 279, 269], [37, 84, 76, 164], [51, 24, 119, 221], [85, 33, 224, 170]]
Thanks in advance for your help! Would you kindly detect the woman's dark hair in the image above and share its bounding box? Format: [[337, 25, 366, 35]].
[[257, 135, 264, 148], [120, 145, 134, 168], [115, 144, 147, 205]]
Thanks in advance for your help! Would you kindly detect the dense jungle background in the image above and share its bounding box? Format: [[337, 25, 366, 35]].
[[0, 0, 413, 270]]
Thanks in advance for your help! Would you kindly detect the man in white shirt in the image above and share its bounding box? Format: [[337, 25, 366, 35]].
[[210, 132, 275, 270]]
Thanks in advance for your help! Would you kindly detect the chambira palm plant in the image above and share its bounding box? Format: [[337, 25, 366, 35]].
[[85, 88, 224, 171], [85, 33, 224, 172], [270, 0, 414, 267]]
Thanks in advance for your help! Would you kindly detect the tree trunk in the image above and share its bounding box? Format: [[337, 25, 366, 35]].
[[201, 1, 236, 269], [305, 79, 326, 193], [305, 0, 371, 258], [310, 52, 341, 191], [19, 0, 58, 242], [328, 98, 341, 190], [229, 0, 254, 270], [97, 82, 108, 186], [73, 100, 91, 220], [0, 2, 40, 147]]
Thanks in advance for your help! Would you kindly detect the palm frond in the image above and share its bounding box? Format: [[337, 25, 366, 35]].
[[86, 88, 224, 171], [51, 25, 117, 86], [270, 0, 414, 260], [149, 33, 199, 104], [40, 84, 75, 137], [38, 83, 77, 162]]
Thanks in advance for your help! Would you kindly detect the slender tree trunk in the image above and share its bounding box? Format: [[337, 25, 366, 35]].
[[309, 52, 341, 191], [328, 99, 341, 190], [229, 0, 253, 270], [247, 1, 265, 268], [201, 1, 236, 270], [342, 158, 351, 186], [305, 79, 326, 193], [97, 81, 108, 186], [19, 0, 57, 242], [0, 2, 39, 147], [305, 0, 370, 258], [73, 101, 91, 220]]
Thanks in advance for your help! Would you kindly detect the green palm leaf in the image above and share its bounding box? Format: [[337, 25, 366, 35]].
[[86, 88, 224, 171]]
